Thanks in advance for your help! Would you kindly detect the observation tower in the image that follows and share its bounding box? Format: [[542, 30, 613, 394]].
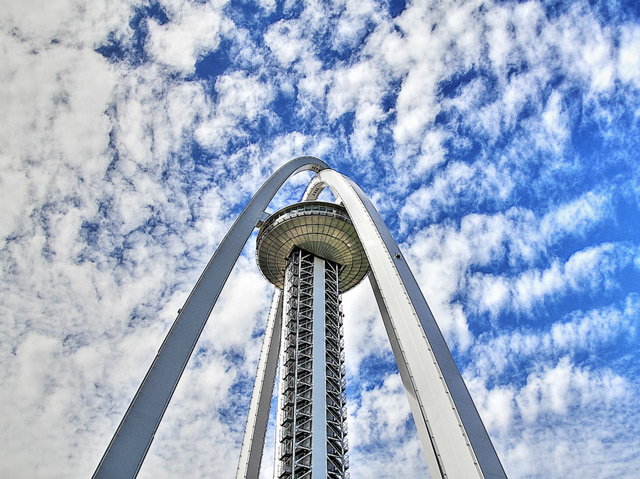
[[93, 157, 507, 479], [254, 201, 369, 478]]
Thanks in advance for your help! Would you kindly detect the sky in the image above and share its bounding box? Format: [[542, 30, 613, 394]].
[[1, 0, 639, 477]]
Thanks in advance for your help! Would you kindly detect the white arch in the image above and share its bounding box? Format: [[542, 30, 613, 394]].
[[301, 170, 507, 479], [236, 289, 283, 479], [93, 157, 328, 479], [93, 156, 505, 479], [240, 166, 506, 479]]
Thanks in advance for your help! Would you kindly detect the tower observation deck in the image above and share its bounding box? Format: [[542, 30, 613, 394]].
[[255, 201, 369, 479]]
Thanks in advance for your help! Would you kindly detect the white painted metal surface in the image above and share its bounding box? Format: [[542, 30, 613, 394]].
[[311, 257, 327, 477], [94, 157, 328, 479], [236, 290, 283, 479], [303, 170, 507, 479]]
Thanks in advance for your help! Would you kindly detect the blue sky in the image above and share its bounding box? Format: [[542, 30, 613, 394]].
[[1, 0, 639, 477]]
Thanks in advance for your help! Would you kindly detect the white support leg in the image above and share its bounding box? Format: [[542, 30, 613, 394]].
[[237, 290, 283, 479]]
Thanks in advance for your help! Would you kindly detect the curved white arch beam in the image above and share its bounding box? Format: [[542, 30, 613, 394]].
[[93, 157, 328, 479], [236, 289, 283, 479], [303, 171, 507, 479]]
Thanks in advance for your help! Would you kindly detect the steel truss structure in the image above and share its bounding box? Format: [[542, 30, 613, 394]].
[[275, 249, 349, 479], [321, 258, 349, 479], [93, 157, 507, 479]]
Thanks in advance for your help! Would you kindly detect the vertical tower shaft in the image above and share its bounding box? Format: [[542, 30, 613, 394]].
[[275, 248, 349, 479]]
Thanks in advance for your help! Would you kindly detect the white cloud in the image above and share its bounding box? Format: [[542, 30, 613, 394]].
[[536, 89, 570, 153], [557, 5, 617, 94], [468, 382, 516, 435], [206, 255, 272, 355], [0, 0, 135, 48], [468, 356, 639, 478], [330, 0, 384, 50], [342, 279, 391, 374], [399, 161, 514, 225], [327, 59, 390, 156], [2, 1, 640, 478], [264, 19, 312, 67], [195, 71, 276, 152], [393, 63, 439, 145], [468, 296, 637, 383], [508, 242, 632, 311], [542, 191, 610, 237], [516, 358, 627, 423], [404, 187, 615, 321], [147, 1, 231, 74], [348, 373, 429, 478], [0, 39, 116, 244], [618, 25, 640, 88]]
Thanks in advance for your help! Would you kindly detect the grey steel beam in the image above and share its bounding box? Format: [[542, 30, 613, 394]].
[[236, 290, 283, 479], [93, 157, 328, 479]]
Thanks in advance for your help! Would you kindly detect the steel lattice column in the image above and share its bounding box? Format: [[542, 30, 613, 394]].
[[274, 248, 349, 479]]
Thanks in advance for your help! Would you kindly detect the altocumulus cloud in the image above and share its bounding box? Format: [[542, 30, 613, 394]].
[[1, 0, 639, 478]]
